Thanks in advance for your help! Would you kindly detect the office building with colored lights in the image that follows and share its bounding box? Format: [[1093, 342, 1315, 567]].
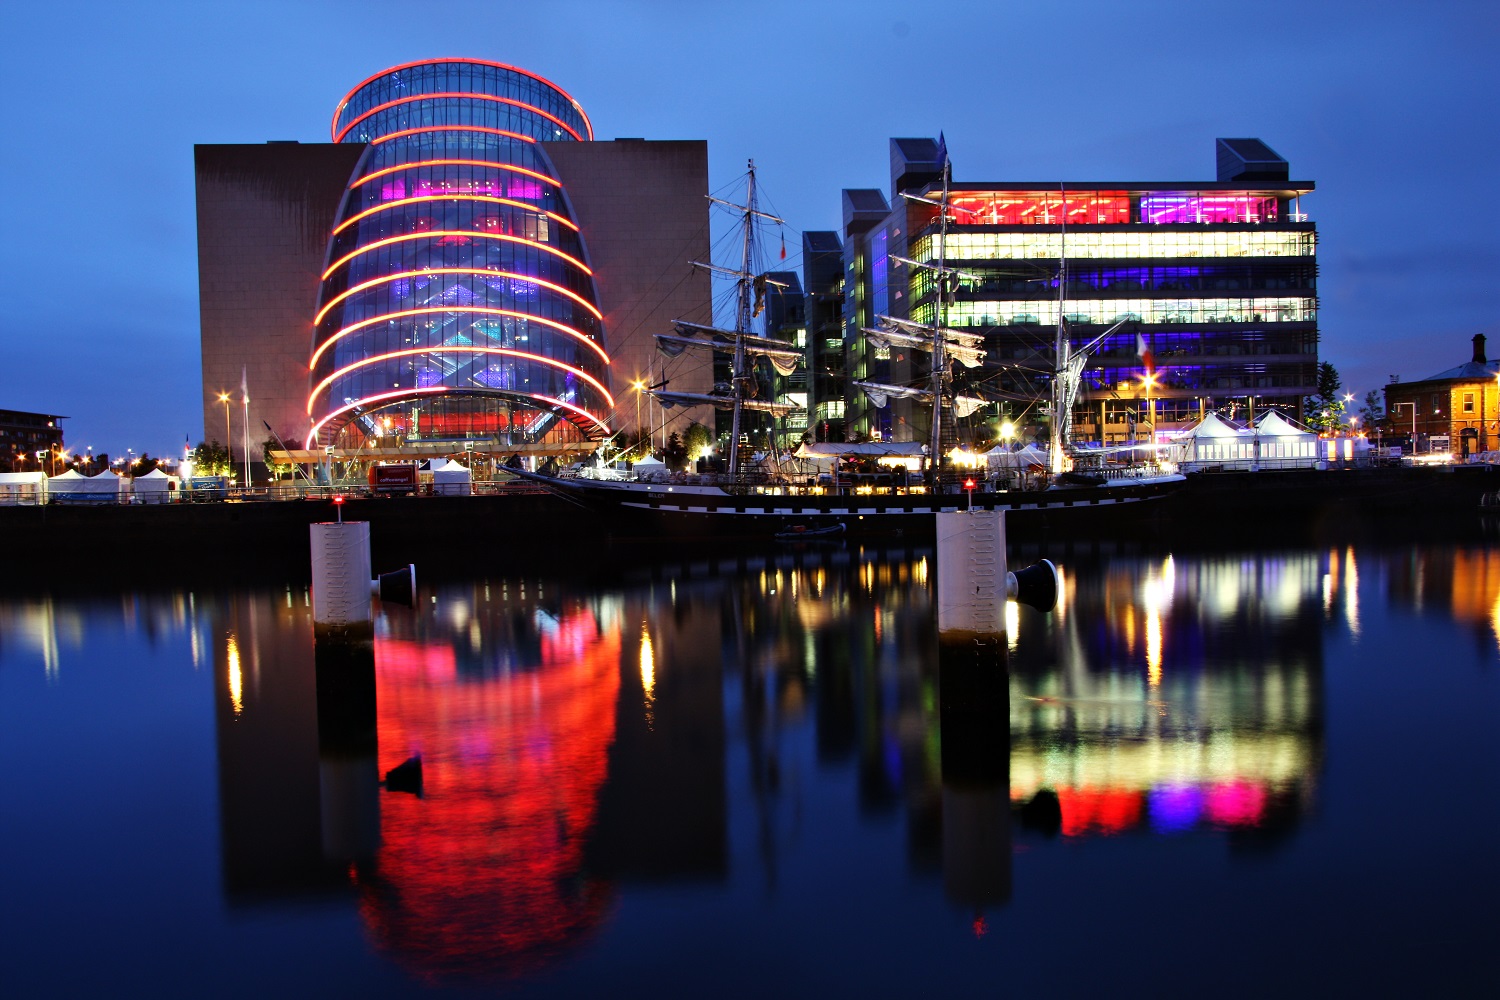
[[197, 60, 710, 465], [840, 138, 1317, 445]]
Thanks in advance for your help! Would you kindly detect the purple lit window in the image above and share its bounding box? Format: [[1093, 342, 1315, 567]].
[[440, 283, 476, 305], [1141, 195, 1278, 224], [474, 364, 515, 389]]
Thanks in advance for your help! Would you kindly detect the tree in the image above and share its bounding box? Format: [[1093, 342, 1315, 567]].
[[1304, 361, 1346, 432], [683, 421, 713, 464], [193, 441, 231, 476], [663, 431, 689, 471], [261, 435, 294, 480], [1359, 390, 1384, 429]]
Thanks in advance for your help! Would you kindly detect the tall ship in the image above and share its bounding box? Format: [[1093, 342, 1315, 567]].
[[516, 155, 1184, 539]]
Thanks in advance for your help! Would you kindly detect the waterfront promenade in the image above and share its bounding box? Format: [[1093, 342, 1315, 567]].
[[2, 466, 1495, 587]]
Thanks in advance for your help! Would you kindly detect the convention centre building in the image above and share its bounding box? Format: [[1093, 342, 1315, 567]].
[[196, 58, 711, 466]]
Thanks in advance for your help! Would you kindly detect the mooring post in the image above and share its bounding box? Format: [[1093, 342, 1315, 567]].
[[310, 520, 373, 637]]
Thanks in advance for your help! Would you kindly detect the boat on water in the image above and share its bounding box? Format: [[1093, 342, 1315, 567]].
[[516, 157, 1184, 539]]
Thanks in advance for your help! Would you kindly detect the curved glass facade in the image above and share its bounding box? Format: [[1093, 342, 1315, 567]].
[[308, 59, 612, 449]]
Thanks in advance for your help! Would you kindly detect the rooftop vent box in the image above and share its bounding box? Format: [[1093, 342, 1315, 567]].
[[1216, 138, 1289, 182]]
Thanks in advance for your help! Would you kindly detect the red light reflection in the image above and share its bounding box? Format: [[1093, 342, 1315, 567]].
[[360, 608, 621, 981]]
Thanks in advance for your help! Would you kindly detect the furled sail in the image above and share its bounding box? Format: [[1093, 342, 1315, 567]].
[[656, 321, 803, 376], [853, 380, 986, 417], [650, 390, 801, 416], [861, 326, 985, 368]]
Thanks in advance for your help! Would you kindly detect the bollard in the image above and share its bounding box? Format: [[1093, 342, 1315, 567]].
[[311, 521, 372, 637], [937, 509, 1057, 642]]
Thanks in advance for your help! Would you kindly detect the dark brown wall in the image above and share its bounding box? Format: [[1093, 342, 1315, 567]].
[[542, 140, 714, 440], [195, 143, 366, 458]]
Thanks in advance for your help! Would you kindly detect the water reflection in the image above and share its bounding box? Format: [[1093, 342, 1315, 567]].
[[1009, 551, 1327, 843], [188, 542, 1466, 980]]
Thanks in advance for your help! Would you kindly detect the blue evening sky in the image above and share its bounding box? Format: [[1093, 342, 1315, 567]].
[[0, 0, 1493, 459]]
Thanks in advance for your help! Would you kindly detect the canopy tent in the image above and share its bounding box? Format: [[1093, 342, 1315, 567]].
[[132, 468, 172, 503], [430, 459, 473, 496], [792, 441, 927, 473], [46, 469, 88, 498], [628, 454, 671, 482], [983, 443, 1049, 472], [1252, 410, 1322, 467], [0, 471, 47, 505], [1165, 411, 1322, 471]]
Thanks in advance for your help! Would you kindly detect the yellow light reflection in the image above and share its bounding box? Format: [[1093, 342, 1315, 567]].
[[1142, 556, 1173, 687], [639, 621, 655, 729], [1491, 589, 1500, 656], [1005, 599, 1020, 652], [1343, 547, 1360, 638], [227, 632, 243, 717]]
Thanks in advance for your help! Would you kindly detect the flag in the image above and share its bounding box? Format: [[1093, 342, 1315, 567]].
[[936, 131, 948, 170], [779, 232, 786, 260], [1136, 333, 1155, 373]]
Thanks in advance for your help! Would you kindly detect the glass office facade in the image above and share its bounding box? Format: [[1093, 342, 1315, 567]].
[[891, 155, 1317, 442], [308, 60, 612, 450]]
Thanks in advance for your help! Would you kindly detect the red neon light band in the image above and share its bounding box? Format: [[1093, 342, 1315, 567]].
[[314, 267, 604, 327], [308, 346, 614, 415], [333, 58, 594, 142], [322, 231, 592, 281], [369, 125, 535, 146], [305, 387, 444, 448], [334, 92, 585, 143], [310, 306, 609, 370], [351, 159, 559, 190], [331, 194, 578, 238], [306, 388, 609, 448]]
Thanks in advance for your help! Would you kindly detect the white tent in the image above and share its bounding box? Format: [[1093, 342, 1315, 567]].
[[431, 458, 473, 495], [1167, 411, 1324, 471], [1252, 411, 1321, 468], [46, 469, 88, 499], [0, 471, 47, 505], [1166, 413, 1253, 471], [983, 444, 1049, 472], [630, 454, 670, 482], [132, 468, 172, 504], [78, 469, 128, 501]]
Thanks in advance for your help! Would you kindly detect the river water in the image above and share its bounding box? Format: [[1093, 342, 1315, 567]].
[[1, 541, 1495, 997]]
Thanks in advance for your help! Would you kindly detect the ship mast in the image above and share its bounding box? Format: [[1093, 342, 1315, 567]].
[[1050, 183, 1069, 475], [728, 162, 759, 475], [929, 148, 951, 484]]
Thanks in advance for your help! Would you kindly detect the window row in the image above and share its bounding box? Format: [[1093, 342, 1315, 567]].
[[314, 277, 604, 345], [338, 64, 587, 142], [346, 100, 578, 144], [322, 236, 590, 294], [913, 297, 1316, 327], [911, 230, 1316, 261], [909, 262, 1317, 299]]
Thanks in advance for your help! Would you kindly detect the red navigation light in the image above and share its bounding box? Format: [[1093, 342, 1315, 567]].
[[964, 478, 976, 491], [333, 495, 345, 505]]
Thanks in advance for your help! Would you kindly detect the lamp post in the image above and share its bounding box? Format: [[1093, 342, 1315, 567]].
[[241, 388, 251, 487], [631, 379, 645, 457], [217, 392, 231, 475]]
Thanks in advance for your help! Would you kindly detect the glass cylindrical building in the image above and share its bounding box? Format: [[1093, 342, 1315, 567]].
[[307, 59, 613, 450]]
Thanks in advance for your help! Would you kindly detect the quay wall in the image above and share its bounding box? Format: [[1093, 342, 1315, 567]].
[[2, 467, 1496, 590]]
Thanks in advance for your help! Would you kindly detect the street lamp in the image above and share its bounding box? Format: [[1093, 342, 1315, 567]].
[[217, 392, 231, 473], [630, 379, 646, 456]]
